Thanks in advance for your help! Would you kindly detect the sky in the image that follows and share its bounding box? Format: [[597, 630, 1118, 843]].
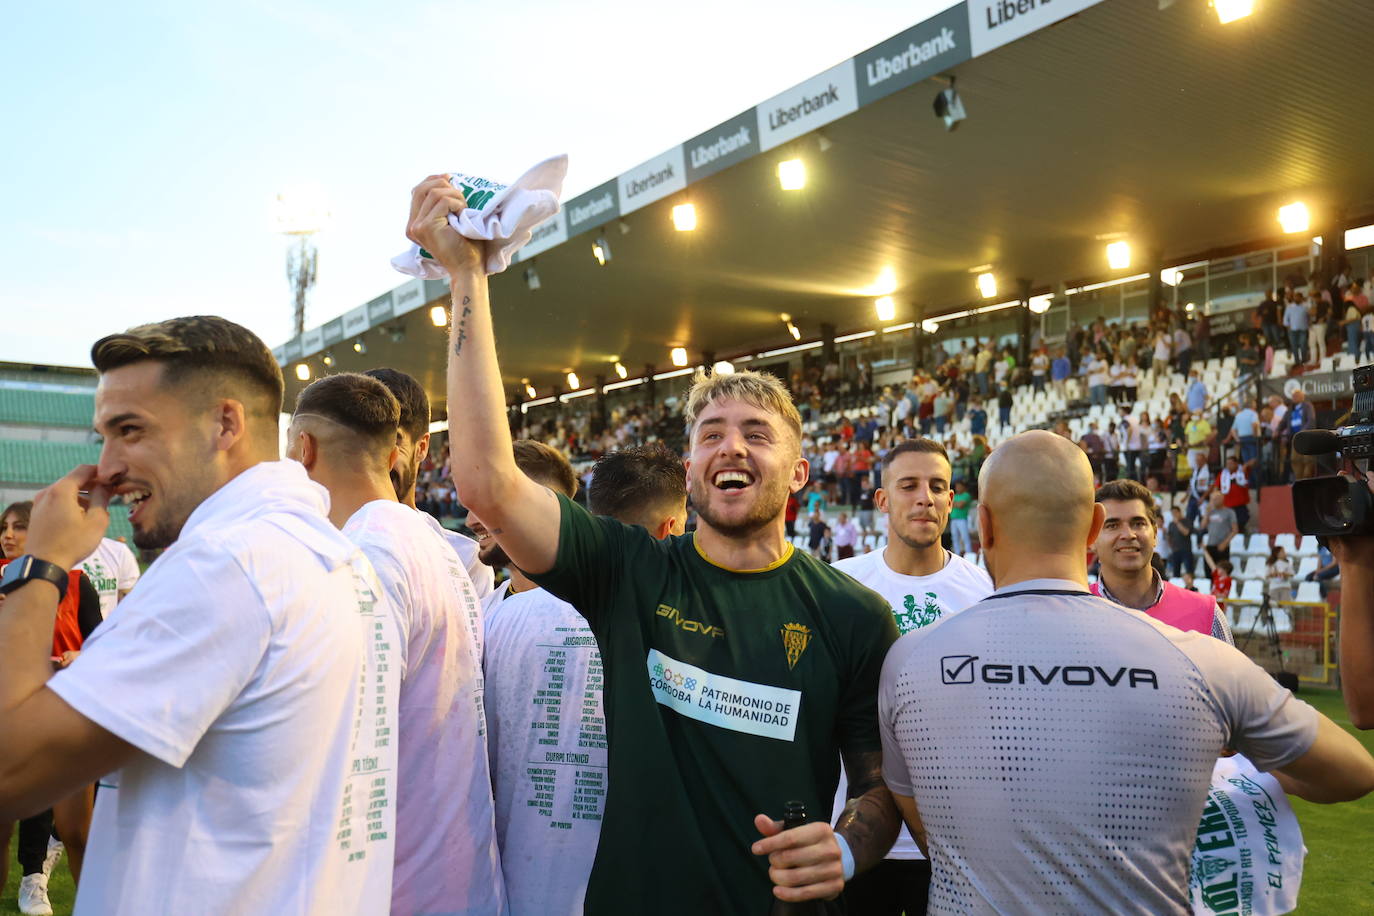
[[1, 0, 958, 368]]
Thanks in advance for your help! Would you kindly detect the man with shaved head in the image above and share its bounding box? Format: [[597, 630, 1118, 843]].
[[879, 430, 1374, 914]]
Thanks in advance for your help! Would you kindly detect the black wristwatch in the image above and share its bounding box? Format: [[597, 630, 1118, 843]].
[[0, 556, 69, 600]]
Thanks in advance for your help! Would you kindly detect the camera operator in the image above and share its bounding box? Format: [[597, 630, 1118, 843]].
[[1330, 482, 1374, 728]]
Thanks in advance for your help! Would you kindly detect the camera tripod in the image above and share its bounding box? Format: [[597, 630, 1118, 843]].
[[1237, 594, 1289, 678]]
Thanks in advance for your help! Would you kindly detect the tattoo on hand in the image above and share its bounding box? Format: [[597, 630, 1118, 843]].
[[452, 296, 475, 356], [835, 749, 900, 871]]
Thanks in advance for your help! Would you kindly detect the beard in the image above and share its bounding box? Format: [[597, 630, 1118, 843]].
[[390, 456, 420, 503], [131, 486, 203, 551], [477, 539, 511, 569], [689, 475, 790, 538]]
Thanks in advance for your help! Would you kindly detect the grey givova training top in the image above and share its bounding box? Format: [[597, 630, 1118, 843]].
[[879, 578, 1318, 916]]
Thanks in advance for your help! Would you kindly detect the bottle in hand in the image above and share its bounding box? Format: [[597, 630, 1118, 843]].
[[769, 801, 829, 915]]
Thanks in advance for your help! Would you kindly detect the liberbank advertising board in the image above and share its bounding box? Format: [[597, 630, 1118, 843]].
[[855, 3, 971, 107]]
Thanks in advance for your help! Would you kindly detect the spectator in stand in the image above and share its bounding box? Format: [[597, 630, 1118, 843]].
[[1086, 349, 1109, 407], [974, 341, 994, 396], [1257, 289, 1283, 350], [832, 512, 859, 561], [853, 438, 875, 490], [1122, 355, 1139, 404], [948, 480, 973, 556], [1050, 347, 1071, 396], [1342, 289, 1364, 359], [857, 479, 877, 539], [1186, 458, 1212, 529], [1227, 398, 1262, 469], [1107, 353, 1127, 405], [1219, 455, 1250, 534], [1284, 292, 1311, 365], [1363, 299, 1374, 361], [1194, 312, 1211, 362], [1030, 346, 1049, 394], [1311, 291, 1331, 365], [996, 384, 1013, 432], [834, 442, 856, 507], [1201, 490, 1239, 571], [1286, 388, 1316, 482], [1151, 327, 1172, 378], [1236, 332, 1262, 381], [1121, 410, 1148, 482], [1172, 322, 1194, 377], [1185, 369, 1208, 414], [1184, 410, 1212, 474], [932, 388, 951, 435], [1212, 559, 1234, 609], [1266, 546, 1295, 604], [784, 492, 800, 539], [967, 435, 989, 498], [968, 398, 987, 438], [1165, 505, 1193, 579], [1079, 422, 1106, 483], [806, 510, 827, 559], [1308, 543, 1339, 597], [1100, 420, 1120, 482]]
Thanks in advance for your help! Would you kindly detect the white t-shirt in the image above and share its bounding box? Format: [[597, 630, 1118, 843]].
[[1088, 358, 1109, 388], [344, 500, 505, 916], [50, 461, 400, 915], [484, 587, 607, 916], [79, 537, 141, 618], [879, 579, 1319, 915], [831, 549, 993, 859], [421, 510, 493, 659]]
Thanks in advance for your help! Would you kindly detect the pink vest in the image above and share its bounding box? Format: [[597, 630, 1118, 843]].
[[1090, 580, 1216, 635]]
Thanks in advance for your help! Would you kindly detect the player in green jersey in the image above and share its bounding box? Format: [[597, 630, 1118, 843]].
[[407, 177, 902, 915]]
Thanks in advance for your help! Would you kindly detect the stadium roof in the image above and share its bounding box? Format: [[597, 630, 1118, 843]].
[[279, 0, 1374, 417]]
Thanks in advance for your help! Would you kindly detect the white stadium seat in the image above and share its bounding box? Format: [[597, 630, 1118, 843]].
[[1238, 580, 1265, 605], [1295, 581, 1323, 604], [1295, 536, 1318, 558]]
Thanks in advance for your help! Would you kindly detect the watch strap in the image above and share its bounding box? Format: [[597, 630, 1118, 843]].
[[0, 556, 69, 600]]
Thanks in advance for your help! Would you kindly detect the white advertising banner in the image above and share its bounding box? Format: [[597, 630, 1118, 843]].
[[967, 0, 1104, 57], [617, 147, 687, 215], [757, 61, 859, 152]]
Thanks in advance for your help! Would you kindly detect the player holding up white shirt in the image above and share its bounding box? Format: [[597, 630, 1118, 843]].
[[0, 317, 399, 915], [880, 431, 1374, 915], [485, 443, 687, 916], [78, 536, 140, 618], [832, 438, 992, 916], [288, 372, 505, 916]]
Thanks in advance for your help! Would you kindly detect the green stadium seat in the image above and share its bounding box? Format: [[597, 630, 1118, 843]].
[[0, 439, 102, 485], [0, 387, 96, 428]]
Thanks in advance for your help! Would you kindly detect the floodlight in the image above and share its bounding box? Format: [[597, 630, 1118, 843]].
[[713, 361, 736, 376], [566, 372, 580, 390], [615, 361, 628, 379], [593, 236, 611, 265], [1277, 202, 1310, 234], [672, 204, 697, 232], [322, 352, 334, 367], [777, 159, 806, 191], [1160, 268, 1183, 287], [788, 323, 801, 340], [1213, 0, 1254, 24], [670, 347, 689, 367], [524, 266, 541, 290], [430, 305, 448, 327], [295, 363, 311, 381], [1106, 241, 1132, 270], [933, 79, 966, 131], [352, 338, 367, 354], [977, 273, 997, 299], [875, 296, 896, 322], [922, 319, 940, 334]]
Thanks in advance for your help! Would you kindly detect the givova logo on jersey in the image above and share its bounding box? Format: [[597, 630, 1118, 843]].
[[939, 655, 1159, 689]]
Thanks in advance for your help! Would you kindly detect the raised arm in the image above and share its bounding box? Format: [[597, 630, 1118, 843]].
[[406, 177, 561, 575]]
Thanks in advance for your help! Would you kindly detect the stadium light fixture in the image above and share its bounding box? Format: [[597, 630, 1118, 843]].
[[977, 272, 997, 299], [592, 236, 611, 265], [430, 305, 448, 327], [713, 361, 736, 376], [1346, 224, 1374, 250], [670, 347, 689, 367], [921, 318, 940, 334], [1106, 240, 1132, 270], [321, 352, 334, 367], [566, 371, 580, 390], [295, 363, 311, 381], [1185, 302, 1196, 313], [524, 266, 541, 290], [788, 322, 801, 340], [352, 337, 367, 354], [522, 379, 537, 399], [1160, 268, 1184, 287], [1277, 202, 1310, 234], [777, 159, 806, 191], [875, 296, 896, 322], [614, 361, 628, 379], [932, 77, 966, 131], [1028, 294, 1052, 314], [672, 204, 697, 232], [1212, 0, 1254, 24]]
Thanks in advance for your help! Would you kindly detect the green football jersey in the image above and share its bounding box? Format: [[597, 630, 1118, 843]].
[[528, 494, 897, 915]]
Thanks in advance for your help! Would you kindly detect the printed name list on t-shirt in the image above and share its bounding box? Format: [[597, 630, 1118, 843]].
[[526, 627, 607, 828], [337, 572, 397, 864], [646, 648, 801, 741]]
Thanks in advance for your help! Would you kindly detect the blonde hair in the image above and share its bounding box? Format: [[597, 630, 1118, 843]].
[[684, 369, 802, 444]]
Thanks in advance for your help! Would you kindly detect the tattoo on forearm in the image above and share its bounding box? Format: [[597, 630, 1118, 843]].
[[452, 295, 473, 356], [835, 750, 901, 872]]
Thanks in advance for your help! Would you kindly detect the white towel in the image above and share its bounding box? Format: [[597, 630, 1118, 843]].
[[391, 154, 568, 278]]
